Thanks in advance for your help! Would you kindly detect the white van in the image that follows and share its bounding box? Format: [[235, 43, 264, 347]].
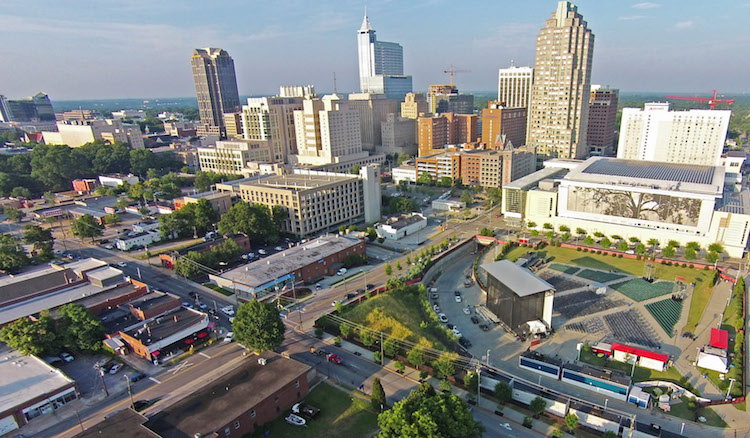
[[337, 268, 347, 276]]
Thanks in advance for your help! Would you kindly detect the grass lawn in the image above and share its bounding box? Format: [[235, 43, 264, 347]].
[[337, 286, 450, 350], [203, 283, 234, 296], [252, 382, 379, 438], [665, 396, 727, 428], [499, 244, 713, 331]]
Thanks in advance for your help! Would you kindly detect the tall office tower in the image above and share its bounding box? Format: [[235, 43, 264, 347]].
[[527, 1, 594, 159], [342, 93, 398, 151], [292, 95, 369, 166], [357, 12, 412, 100], [191, 48, 241, 138], [498, 64, 534, 109], [481, 102, 527, 149], [241, 96, 304, 162], [401, 92, 429, 119], [417, 113, 477, 156], [617, 103, 730, 166], [587, 86, 619, 156], [0, 93, 55, 122], [427, 85, 474, 115]]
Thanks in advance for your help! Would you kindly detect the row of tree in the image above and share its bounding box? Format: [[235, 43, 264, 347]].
[[0, 225, 54, 273], [174, 239, 244, 278], [0, 304, 104, 356]]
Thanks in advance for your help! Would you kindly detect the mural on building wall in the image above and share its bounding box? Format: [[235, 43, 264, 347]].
[[568, 187, 701, 226]]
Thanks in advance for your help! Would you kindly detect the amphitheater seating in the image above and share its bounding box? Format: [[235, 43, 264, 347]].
[[603, 310, 660, 349], [645, 298, 683, 337], [610, 278, 674, 302], [575, 269, 626, 283], [539, 271, 586, 291], [566, 317, 606, 334], [549, 263, 579, 275], [554, 290, 626, 319]]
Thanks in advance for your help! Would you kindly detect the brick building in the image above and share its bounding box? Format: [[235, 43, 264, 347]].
[[119, 307, 210, 362], [481, 102, 527, 149], [587, 86, 618, 156], [127, 292, 182, 321], [211, 235, 365, 302], [159, 234, 250, 269], [418, 113, 477, 157]]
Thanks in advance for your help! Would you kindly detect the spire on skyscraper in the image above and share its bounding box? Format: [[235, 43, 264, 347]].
[[360, 8, 373, 32]]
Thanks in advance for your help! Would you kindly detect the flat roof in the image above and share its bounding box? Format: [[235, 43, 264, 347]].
[[219, 235, 360, 289], [386, 214, 425, 230], [0, 266, 74, 305], [145, 352, 310, 438], [182, 190, 230, 200], [86, 266, 124, 282], [240, 172, 357, 192], [128, 292, 179, 312], [719, 188, 750, 214], [0, 346, 75, 414], [72, 409, 158, 438], [481, 260, 555, 297], [69, 207, 107, 218], [123, 308, 206, 347], [566, 157, 725, 195], [564, 362, 631, 386], [504, 166, 567, 190], [62, 258, 109, 275]]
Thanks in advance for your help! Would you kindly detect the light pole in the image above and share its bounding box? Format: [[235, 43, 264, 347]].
[[124, 375, 135, 409], [727, 378, 737, 399], [476, 366, 482, 406], [486, 349, 490, 366]]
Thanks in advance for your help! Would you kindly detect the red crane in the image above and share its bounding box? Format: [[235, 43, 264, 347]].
[[665, 89, 735, 110]]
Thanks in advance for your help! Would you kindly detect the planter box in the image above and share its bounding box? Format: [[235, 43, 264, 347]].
[[494, 410, 504, 417]]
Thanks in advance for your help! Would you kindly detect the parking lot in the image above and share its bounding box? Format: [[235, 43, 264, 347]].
[[55, 353, 138, 397]]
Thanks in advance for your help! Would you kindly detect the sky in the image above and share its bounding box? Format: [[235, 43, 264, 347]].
[[1, 0, 749, 100]]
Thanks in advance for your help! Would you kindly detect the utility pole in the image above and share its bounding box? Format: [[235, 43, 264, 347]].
[[125, 375, 135, 409], [476, 366, 482, 406], [380, 332, 384, 364], [95, 365, 109, 396]]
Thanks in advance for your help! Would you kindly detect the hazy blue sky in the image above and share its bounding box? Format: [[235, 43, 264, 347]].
[[1, 1, 748, 100]]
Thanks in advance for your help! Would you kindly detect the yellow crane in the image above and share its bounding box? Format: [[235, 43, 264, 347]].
[[443, 65, 471, 87]]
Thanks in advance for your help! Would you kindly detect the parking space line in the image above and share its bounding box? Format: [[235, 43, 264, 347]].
[[149, 377, 161, 384], [199, 352, 211, 358]]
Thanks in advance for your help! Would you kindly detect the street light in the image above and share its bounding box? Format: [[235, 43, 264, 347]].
[[124, 375, 135, 409]]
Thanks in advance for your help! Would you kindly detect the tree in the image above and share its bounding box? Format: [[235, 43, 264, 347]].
[[3, 206, 23, 222], [479, 227, 493, 237], [174, 252, 204, 278], [383, 337, 399, 357], [530, 396, 547, 417], [0, 234, 29, 272], [460, 190, 473, 205], [361, 330, 375, 347], [57, 304, 104, 352], [706, 251, 720, 264], [602, 432, 618, 438], [684, 247, 697, 260], [463, 371, 478, 390], [339, 322, 352, 338], [708, 243, 724, 254], [647, 238, 660, 249], [335, 301, 343, 313], [546, 231, 554, 240], [432, 356, 455, 380], [372, 377, 386, 411], [583, 236, 595, 245], [575, 227, 586, 235], [193, 198, 219, 235], [662, 246, 676, 258], [494, 381, 512, 405], [629, 236, 640, 243], [559, 225, 570, 232], [395, 260, 402, 271], [385, 262, 392, 276], [23, 225, 54, 258], [233, 299, 286, 353], [129, 149, 157, 178], [543, 223, 553, 230], [417, 171, 435, 186], [407, 348, 425, 369], [551, 428, 564, 438], [0, 312, 57, 356], [377, 383, 483, 438], [397, 153, 412, 165], [486, 187, 501, 206], [11, 186, 31, 199], [618, 240, 629, 251], [561, 232, 570, 241], [635, 243, 647, 255], [667, 240, 680, 248], [565, 412, 579, 432], [686, 241, 701, 251], [600, 237, 612, 249], [217, 201, 279, 245], [103, 213, 121, 226], [439, 176, 452, 188], [71, 214, 103, 242]]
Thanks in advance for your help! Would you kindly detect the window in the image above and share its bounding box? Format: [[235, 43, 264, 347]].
[[250, 410, 256, 418], [235, 420, 240, 429], [295, 380, 300, 388], [225, 427, 231, 436]]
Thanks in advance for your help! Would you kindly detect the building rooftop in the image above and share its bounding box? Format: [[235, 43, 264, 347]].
[[385, 213, 425, 230], [123, 308, 206, 347], [718, 188, 750, 214], [86, 266, 125, 283], [145, 352, 310, 438], [0, 266, 75, 305], [0, 346, 75, 415], [219, 235, 360, 289], [504, 166, 568, 191], [241, 172, 357, 192], [182, 190, 230, 200], [566, 157, 725, 195], [72, 409, 158, 438], [64, 283, 143, 315], [564, 362, 631, 386], [69, 207, 108, 219], [128, 292, 179, 313], [61, 258, 110, 276], [481, 260, 555, 297]]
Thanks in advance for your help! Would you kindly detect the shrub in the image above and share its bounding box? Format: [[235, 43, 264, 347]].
[[394, 361, 405, 373], [618, 254, 623, 258], [689, 264, 694, 269], [419, 370, 429, 380], [333, 336, 341, 346], [373, 351, 382, 364], [523, 416, 533, 427], [611, 253, 617, 257], [583, 248, 588, 252], [576, 247, 581, 251], [314, 327, 323, 338]]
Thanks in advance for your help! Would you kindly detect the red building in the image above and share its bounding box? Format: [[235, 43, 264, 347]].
[[72, 179, 99, 194]]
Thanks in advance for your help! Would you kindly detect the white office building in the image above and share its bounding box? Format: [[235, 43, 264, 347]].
[[357, 12, 412, 100], [498, 64, 534, 109], [617, 102, 731, 166], [42, 119, 144, 149]]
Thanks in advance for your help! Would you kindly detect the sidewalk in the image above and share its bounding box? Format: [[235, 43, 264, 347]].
[[320, 333, 576, 437]]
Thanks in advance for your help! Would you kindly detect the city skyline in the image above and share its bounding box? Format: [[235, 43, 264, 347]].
[[1, 0, 748, 100]]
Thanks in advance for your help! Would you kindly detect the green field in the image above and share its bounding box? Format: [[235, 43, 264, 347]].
[[500, 245, 713, 331], [580, 349, 687, 387], [251, 382, 379, 438]]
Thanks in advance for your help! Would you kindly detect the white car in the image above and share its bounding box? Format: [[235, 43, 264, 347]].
[[332, 300, 342, 307], [433, 304, 440, 313], [221, 306, 235, 316], [274, 246, 284, 251], [109, 363, 123, 374], [60, 352, 74, 362], [105, 244, 114, 250], [451, 327, 462, 338], [438, 313, 448, 323], [224, 332, 234, 342], [501, 423, 512, 431], [455, 296, 462, 303], [463, 307, 471, 315], [258, 249, 267, 255], [117, 262, 127, 268], [337, 268, 347, 276]]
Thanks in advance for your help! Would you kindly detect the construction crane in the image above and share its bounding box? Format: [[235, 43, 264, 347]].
[[443, 65, 470, 87], [665, 89, 735, 110]]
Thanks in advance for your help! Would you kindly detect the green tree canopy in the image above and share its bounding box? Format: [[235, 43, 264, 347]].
[[23, 225, 54, 258], [372, 377, 386, 411], [662, 246, 676, 258], [494, 381, 512, 405], [460, 190, 473, 205], [71, 214, 103, 242], [0, 233, 30, 272], [217, 201, 279, 244], [565, 413, 579, 432], [417, 171, 435, 186], [708, 243, 724, 254], [193, 199, 219, 234], [3, 206, 24, 222], [432, 356, 455, 380], [530, 396, 547, 417], [57, 304, 104, 352], [377, 383, 483, 438], [486, 187, 501, 205], [407, 348, 425, 369], [0, 311, 57, 356], [232, 299, 286, 353], [103, 213, 122, 226]]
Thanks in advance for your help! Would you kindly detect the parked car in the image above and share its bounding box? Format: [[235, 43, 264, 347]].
[[345, 293, 356, 300], [438, 313, 448, 323], [316, 283, 322, 290], [470, 316, 480, 324], [431, 293, 438, 299], [221, 306, 235, 316], [433, 304, 440, 313], [454, 291, 461, 296], [274, 246, 284, 251], [258, 249, 267, 255], [455, 296, 462, 303], [331, 300, 342, 307], [463, 307, 471, 315], [479, 324, 490, 332], [451, 327, 462, 338], [459, 337, 472, 348], [337, 267, 347, 276], [105, 244, 114, 250], [109, 363, 124, 374], [129, 373, 145, 383], [356, 288, 365, 295], [366, 283, 374, 290], [325, 353, 342, 364], [224, 332, 234, 342], [60, 352, 74, 363], [117, 262, 127, 268]]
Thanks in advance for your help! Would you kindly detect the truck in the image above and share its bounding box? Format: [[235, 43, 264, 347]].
[[292, 402, 320, 419]]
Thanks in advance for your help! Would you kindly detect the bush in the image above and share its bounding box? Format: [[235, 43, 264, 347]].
[[618, 254, 623, 258], [576, 247, 581, 251], [394, 361, 405, 373], [523, 416, 533, 427], [583, 248, 588, 252], [689, 264, 694, 269], [315, 327, 323, 338], [419, 370, 429, 380], [333, 336, 341, 346], [439, 379, 451, 391], [373, 351, 382, 364]]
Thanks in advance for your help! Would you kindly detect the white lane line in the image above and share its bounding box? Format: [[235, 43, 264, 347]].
[[149, 377, 161, 384], [199, 352, 211, 358]]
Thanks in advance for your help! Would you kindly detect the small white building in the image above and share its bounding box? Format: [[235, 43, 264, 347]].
[[115, 231, 162, 251], [392, 165, 417, 184], [696, 348, 729, 373], [432, 199, 466, 211], [99, 173, 139, 188], [132, 221, 161, 233], [612, 343, 669, 372], [377, 213, 427, 240]]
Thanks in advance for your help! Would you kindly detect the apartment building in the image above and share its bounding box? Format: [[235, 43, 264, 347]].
[[380, 113, 416, 156], [481, 102, 527, 149], [416, 152, 461, 183], [197, 139, 274, 175], [418, 113, 477, 156], [498, 64, 534, 109], [460, 148, 536, 188], [342, 93, 398, 151]]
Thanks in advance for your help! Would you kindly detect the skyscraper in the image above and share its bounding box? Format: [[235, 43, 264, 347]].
[[527, 1, 594, 160], [587, 86, 619, 156], [497, 64, 534, 109], [357, 12, 412, 100], [191, 48, 241, 138]]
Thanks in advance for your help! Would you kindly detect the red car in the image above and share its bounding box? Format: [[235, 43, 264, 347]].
[[326, 353, 342, 364]]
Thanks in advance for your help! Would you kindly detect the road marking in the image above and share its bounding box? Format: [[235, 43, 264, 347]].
[[170, 360, 193, 374], [199, 352, 211, 358], [149, 377, 161, 384]]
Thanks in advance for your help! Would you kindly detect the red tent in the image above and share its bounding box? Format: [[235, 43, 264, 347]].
[[710, 328, 728, 350]]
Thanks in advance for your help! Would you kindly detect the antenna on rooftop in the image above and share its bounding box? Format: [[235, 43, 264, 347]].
[[333, 72, 338, 94]]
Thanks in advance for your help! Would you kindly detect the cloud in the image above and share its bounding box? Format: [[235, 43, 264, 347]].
[[619, 15, 646, 21], [674, 20, 694, 29], [633, 2, 660, 9], [472, 23, 537, 51]]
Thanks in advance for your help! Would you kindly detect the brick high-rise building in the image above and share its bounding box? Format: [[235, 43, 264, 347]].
[[418, 113, 477, 156], [427, 84, 474, 115], [527, 2, 594, 160], [191, 48, 241, 138], [481, 102, 527, 149], [586, 86, 619, 156]]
